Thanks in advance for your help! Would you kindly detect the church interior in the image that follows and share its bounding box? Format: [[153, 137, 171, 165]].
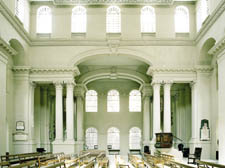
[[0, 0, 225, 167]]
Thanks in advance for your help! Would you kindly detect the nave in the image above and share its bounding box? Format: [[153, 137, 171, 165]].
[[1, 150, 225, 168]]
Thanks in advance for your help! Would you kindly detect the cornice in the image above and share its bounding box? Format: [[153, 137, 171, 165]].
[[208, 35, 225, 58], [12, 66, 80, 76], [0, 37, 17, 56], [147, 66, 212, 75], [195, 0, 225, 43], [0, 2, 31, 45]]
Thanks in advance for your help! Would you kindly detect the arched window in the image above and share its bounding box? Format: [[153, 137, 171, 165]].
[[107, 127, 120, 149], [85, 90, 98, 112], [15, 0, 24, 22], [141, 6, 155, 33], [201, 0, 208, 24], [36, 6, 52, 34], [106, 6, 121, 33], [85, 127, 98, 149], [129, 90, 141, 112], [107, 90, 120, 112], [71, 6, 87, 33], [129, 127, 142, 149], [175, 6, 189, 33]]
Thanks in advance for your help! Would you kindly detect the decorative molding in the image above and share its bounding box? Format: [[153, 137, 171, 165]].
[[0, 2, 31, 45], [195, 0, 225, 43], [0, 37, 17, 57], [141, 83, 152, 97], [147, 66, 212, 75], [12, 66, 80, 76], [74, 84, 86, 97], [208, 35, 225, 58], [53, 0, 174, 5]]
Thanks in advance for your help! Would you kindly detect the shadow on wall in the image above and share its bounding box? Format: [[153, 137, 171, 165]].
[[199, 38, 216, 65], [9, 39, 26, 66]]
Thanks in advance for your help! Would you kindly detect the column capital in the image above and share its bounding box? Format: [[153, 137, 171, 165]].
[[151, 80, 162, 86], [74, 84, 85, 97], [53, 81, 63, 89], [190, 80, 197, 88], [29, 81, 36, 88], [141, 83, 152, 97], [163, 80, 173, 85], [65, 80, 75, 89]]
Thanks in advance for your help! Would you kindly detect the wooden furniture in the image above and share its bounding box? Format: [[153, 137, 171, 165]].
[[128, 154, 144, 168], [168, 160, 196, 168], [108, 149, 120, 155], [84, 161, 95, 168], [197, 160, 225, 168], [155, 133, 173, 148], [45, 162, 66, 168], [97, 157, 109, 168], [188, 148, 202, 164], [9, 161, 37, 168], [115, 156, 130, 168], [143, 153, 163, 168]]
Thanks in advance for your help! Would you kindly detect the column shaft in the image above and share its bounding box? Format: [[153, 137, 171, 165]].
[[66, 82, 75, 141], [55, 82, 63, 141], [190, 82, 197, 141], [152, 82, 161, 138], [163, 83, 172, 132], [77, 96, 84, 141], [143, 96, 150, 142]]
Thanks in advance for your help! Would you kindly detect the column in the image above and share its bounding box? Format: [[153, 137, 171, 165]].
[[54, 81, 63, 142], [65, 81, 75, 142], [28, 82, 36, 150], [190, 81, 198, 143], [142, 84, 152, 145], [163, 81, 172, 133], [0, 54, 8, 155], [75, 84, 85, 153], [152, 81, 161, 139]]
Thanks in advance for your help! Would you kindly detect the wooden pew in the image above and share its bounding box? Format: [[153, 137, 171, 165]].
[[9, 161, 37, 168], [37, 154, 59, 168], [84, 161, 95, 168], [97, 157, 109, 168], [128, 154, 144, 168], [197, 160, 225, 168], [45, 162, 66, 168], [143, 153, 163, 168], [168, 160, 196, 168], [115, 156, 130, 168]]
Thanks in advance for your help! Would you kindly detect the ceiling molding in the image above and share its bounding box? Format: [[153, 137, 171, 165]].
[[0, 37, 18, 56], [208, 35, 225, 58], [195, 0, 225, 43]]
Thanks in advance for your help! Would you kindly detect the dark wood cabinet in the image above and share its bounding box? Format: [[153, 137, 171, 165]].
[[155, 133, 173, 148]]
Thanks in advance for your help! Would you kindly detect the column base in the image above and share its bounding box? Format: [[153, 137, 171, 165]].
[[52, 140, 76, 154], [75, 141, 84, 154]]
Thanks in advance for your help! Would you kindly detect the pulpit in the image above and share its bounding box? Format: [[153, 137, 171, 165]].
[[155, 133, 173, 148]]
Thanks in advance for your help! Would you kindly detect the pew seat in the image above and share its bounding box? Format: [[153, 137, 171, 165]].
[[197, 160, 225, 168]]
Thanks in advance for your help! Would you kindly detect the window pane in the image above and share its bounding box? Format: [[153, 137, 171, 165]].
[[107, 127, 120, 149], [107, 90, 119, 112], [175, 6, 189, 33], [129, 90, 141, 112], [106, 6, 121, 33], [129, 127, 141, 149], [141, 6, 155, 33], [37, 6, 52, 33], [85, 127, 98, 149], [16, 0, 24, 22], [72, 6, 86, 33], [86, 90, 98, 112]]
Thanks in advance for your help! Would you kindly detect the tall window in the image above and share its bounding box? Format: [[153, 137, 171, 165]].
[[71, 6, 87, 33], [85, 90, 98, 112], [175, 6, 189, 33], [129, 127, 142, 149], [106, 6, 121, 33], [107, 90, 120, 112], [201, 0, 208, 23], [36, 6, 52, 34], [141, 6, 156, 33], [129, 90, 141, 112], [85, 127, 98, 149], [107, 127, 120, 149], [15, 0, 24, 22], [197, 0, 209, 31]]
